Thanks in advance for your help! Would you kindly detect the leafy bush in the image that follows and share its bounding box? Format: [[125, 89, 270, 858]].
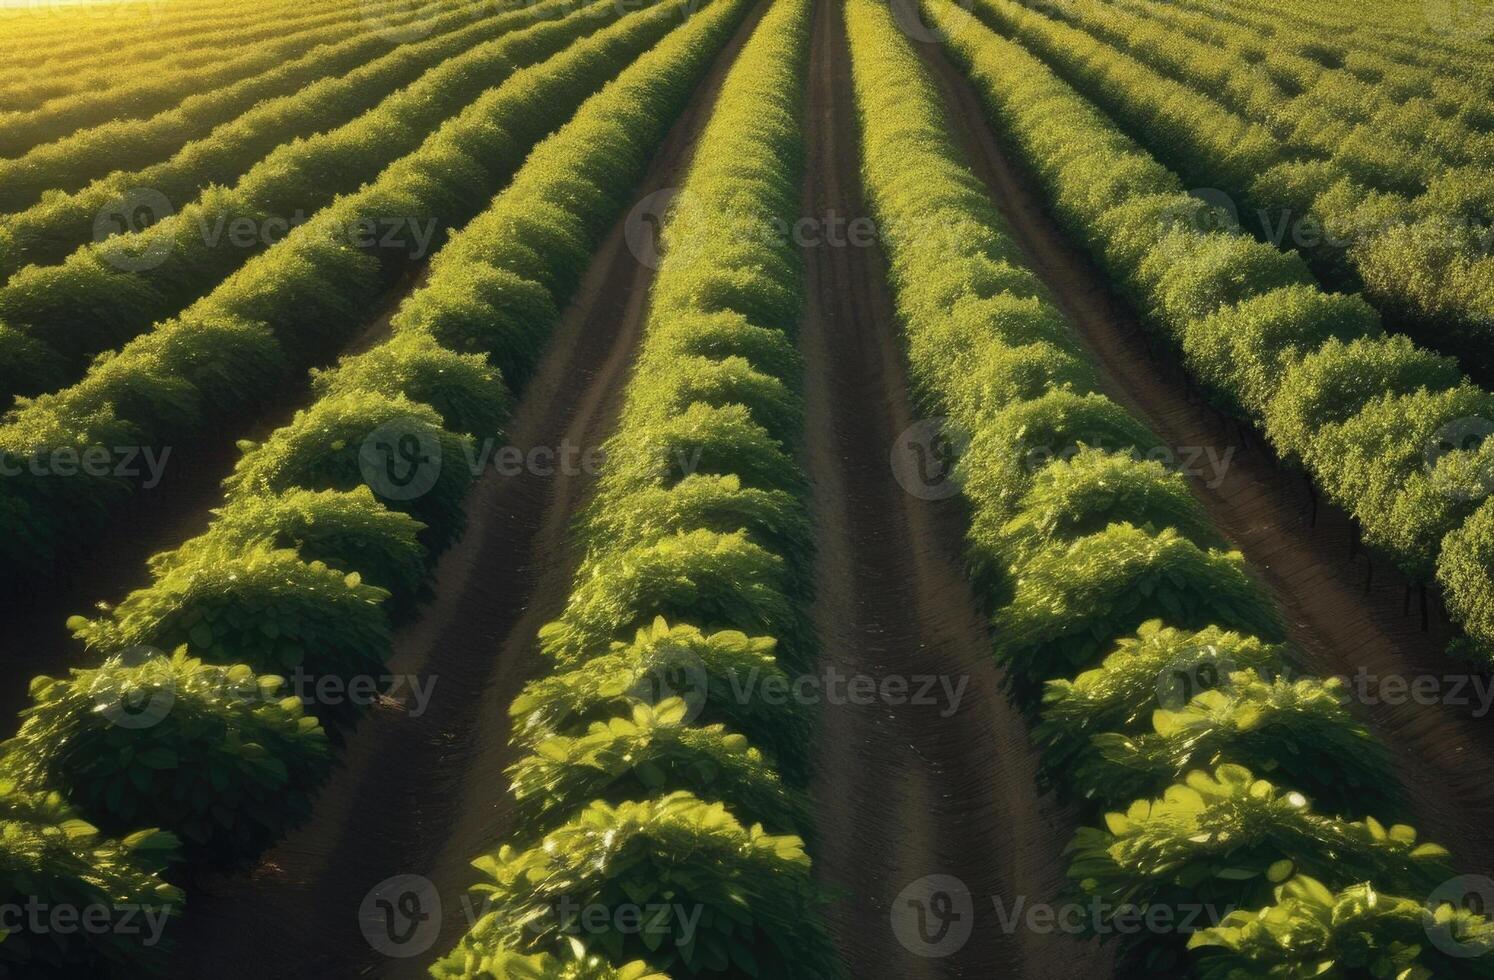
[[70, 542, 391, 713], [0, 781, 180, 975], [224, 393, 473, 554], [511, 619, 812, 785], [1265, 334, 1462, 465], [1182, 286, 1379, 418], [1190, 875, 1494, 980], [580, 474, 811, 580], [204, 488, 428, 611], [598, 403, 800, 500], [540, 530, 800, 670], [5, 648, 330, 864], [624, 355, 801, 447], [959, 389, 1157, 536], [445, 793, 833, 978], [1067, 765, 1452, 933], [996, 448, 1225, 564], [992, 525, 1283, 701], [432, 946, 669, 980], [645, 311, 802, 383], [1439, 500, 1494, 669], [310, 330, 509, 440], [1076, 674, 1393, 817], [392, 267, 556, 387], [509, 700, 807, 837], [0, 324, 64, 402], [1036, 621, 1290, 788]]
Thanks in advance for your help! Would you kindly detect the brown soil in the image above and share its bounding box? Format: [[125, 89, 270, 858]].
[[914, 36, 1494, 870], [165, 7, 769, 976], [800, 3, 1112, 977]]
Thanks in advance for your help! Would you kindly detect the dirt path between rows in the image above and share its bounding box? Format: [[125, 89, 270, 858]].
[[800, 3, 1111, 977], [914, 37, 1494, 870], [166, 7, 767, 976]]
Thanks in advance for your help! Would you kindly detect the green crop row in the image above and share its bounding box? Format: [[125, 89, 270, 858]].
[[435, 0, 837, 975], [0, 0, 373, 76], [0, 0, 427, 159], [0, 0, 684, 590], [0, 0, 607, 393], [0, 0, 374, 96], [0, 0, 753, 972], [928, 0, 1494, 668], [849, 0, 1491, 975], [977, 0, 1494, 384], [0, 0, 505, 218]]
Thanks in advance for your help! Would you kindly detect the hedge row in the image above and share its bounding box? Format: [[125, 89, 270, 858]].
[[977, 0, 1494, 382], [0, 1, 749, 971], [851, 1, 1488, 975], [0, 0, 610, 388], [0, 0, 686, 590], [0, 0, 522, 230], [0, 0, 421, 158], [0, 0, 373, 83], [938, 0, 1494, 667], [435, 0, 838, 975]]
